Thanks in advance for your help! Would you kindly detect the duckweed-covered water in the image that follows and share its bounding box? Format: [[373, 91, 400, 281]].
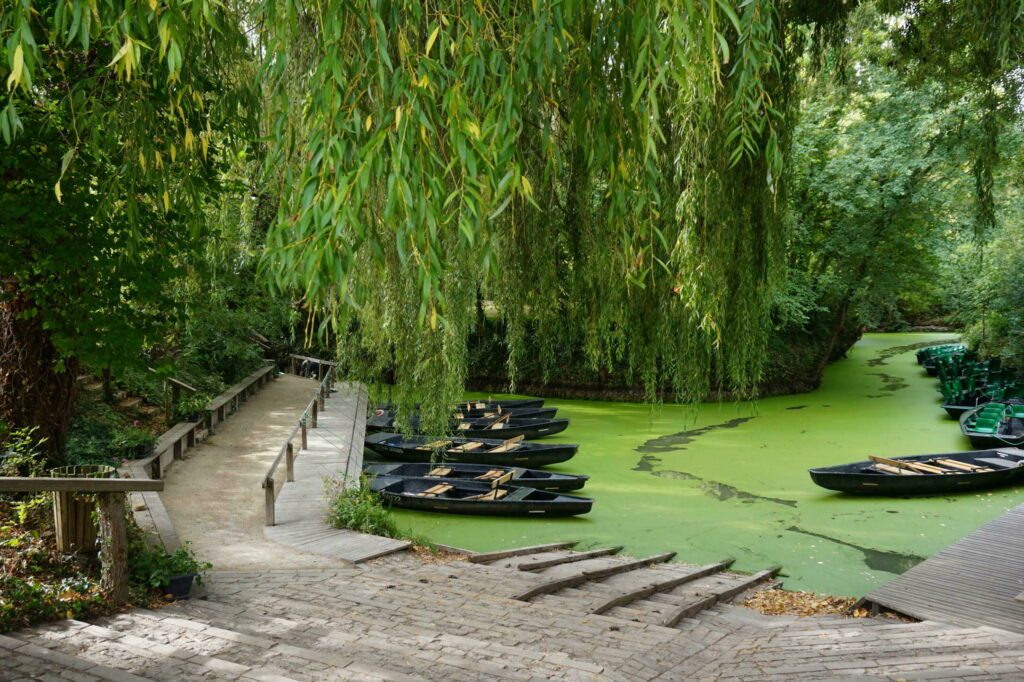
[[388, 333, 1024, 596]]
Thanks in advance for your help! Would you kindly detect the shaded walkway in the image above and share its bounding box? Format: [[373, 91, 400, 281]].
[[160, 373, 339, 569]]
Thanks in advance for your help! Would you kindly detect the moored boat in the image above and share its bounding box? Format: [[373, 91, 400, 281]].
[[371, 405, 558, 421], [809, 449, 1024, 495], [959, 401, 1024, 448], [366, 412, 569, 439], [363, 461, 588, 491], [364, 432, 578, 467], [368, 476, 594, 517]]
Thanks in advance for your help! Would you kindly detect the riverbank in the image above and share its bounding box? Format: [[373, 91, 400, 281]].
[[386, 332, 1024, 596]]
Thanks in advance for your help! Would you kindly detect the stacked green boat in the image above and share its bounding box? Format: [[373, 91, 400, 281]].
[[959, 401, 1024, 448], [936, 354, 1022, 418]]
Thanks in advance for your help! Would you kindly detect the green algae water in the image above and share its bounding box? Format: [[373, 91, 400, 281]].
[[388, 333, 1024, 596]]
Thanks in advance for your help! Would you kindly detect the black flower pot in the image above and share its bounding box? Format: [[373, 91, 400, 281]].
[[132, 444, 155, 459], [164, 573, 197, 600]]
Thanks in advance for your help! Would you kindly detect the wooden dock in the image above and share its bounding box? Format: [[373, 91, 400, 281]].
[[263, 381, 411, 562], [864, 502, 1024, 633]]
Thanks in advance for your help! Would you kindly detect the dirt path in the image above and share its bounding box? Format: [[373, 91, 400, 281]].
[[161, 374, 341, 570]]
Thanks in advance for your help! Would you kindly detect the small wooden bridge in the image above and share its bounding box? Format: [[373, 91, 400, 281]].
[[863, 502, 1024, 633]]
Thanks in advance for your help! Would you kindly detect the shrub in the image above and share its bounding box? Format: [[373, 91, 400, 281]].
[[0, 575, 105, 632], [171, 394, 211, 423], [111, 426, 157, 459], [325, 478, 401, 539], [128, 541, 211, 592]]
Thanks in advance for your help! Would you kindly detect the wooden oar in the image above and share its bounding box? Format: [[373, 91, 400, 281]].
[[487, 413, 512, 429], [869, 455, 949, 475], [492, 470, 515, 488], [488, 434, 525, 453], [933, 458, 991, 473]]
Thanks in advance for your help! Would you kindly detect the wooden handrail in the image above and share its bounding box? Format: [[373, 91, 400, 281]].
[[1, 475, 164, 606], [263, 358, 335, 526], [0, 477, 163, 493]]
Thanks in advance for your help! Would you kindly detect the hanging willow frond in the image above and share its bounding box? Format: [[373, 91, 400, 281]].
[[257, 0, 831, 427]]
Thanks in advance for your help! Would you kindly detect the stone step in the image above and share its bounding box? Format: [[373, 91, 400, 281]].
[[0, 631, 153, 682], [8, 621, 308, 681], [101, 605, 554, 681]]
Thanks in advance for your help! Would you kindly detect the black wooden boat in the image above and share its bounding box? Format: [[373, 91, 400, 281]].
[[455, 405, 558, 419], [366, 412, 569, 440], [459, 397, 545, 410], [959, 402, 1024, 448], [363, 462, 588, 491], [368, 476, 593, 517], [942, 395, 990, 420], [809, 449, 1024, 495], [371, 405, 558, 421], [364, 432, 578, 467]]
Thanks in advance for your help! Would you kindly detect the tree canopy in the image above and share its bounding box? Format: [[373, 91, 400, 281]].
[[2, 0, 1024, 447]]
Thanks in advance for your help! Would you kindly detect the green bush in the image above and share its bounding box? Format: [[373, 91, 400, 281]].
[[0, 575, 106, 632], [0, 427, 47, 478], [65, 396, 124, 466], [111, 426, 157, 459], [128, 541, 211, 592], [171, 394, 211, 423], [326, 479, 402, 538]]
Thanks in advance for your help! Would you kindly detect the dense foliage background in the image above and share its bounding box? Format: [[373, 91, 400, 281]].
[[1, 0, 1023, 445]]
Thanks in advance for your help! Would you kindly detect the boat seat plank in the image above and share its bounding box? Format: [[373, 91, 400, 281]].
[[504, 487, 535, 502]]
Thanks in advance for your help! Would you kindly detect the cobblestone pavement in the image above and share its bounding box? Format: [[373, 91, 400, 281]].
[[5, 550, 1024, 681]]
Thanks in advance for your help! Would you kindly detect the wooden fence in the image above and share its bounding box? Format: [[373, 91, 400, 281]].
[[0, 477, 163, 605], [262, 358, 336, 526]]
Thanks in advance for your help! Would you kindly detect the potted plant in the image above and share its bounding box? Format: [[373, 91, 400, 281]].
[[171, 394, 210, 424], [112, 425, 157, 459], [131, 542, 211, 600]]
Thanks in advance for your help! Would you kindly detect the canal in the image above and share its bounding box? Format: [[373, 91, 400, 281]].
[[388, 333, 1024, 595]]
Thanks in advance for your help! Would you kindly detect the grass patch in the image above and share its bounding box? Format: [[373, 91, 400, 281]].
[[325, 478, 434, 549]]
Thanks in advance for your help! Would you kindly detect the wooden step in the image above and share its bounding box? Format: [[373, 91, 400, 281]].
[[518, 546, 623, 571], [591, 559, 735, 614], [514, 552, 677, 601], [468, 541, 577, 563], [661, 566, 781, 627]]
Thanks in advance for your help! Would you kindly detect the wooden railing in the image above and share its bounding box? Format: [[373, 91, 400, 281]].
[[262, 358, 336, 526], [0, 477, 163, 605]]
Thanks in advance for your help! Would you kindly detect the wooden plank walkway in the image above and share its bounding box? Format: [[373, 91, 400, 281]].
[[864, 502, 1024, 633], [263, 381, 411, 562]]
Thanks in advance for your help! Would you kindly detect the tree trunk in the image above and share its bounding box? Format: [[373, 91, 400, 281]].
[[0, 283, 78, 462], [97, 492, 129, 605]]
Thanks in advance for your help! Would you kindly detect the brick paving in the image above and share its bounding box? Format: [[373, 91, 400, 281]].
[[6, 550, 1024, 680]]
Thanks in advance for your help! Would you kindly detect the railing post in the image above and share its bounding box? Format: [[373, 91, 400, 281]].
[[290, 356, 297, 375], [311, 402, 318, 428], [264, 480, 276, 526], [286, 442, 295, 482], [301, 422, 308, 450], [319, 385, 326, 411], [97, 492, 129, 605]]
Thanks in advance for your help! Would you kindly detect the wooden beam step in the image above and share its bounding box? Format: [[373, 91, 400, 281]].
[[661, 565, 781, 628], [468, 541, 578, 563], [590, 559, 735, 615], [518, 547, 623, 571], [514, 552, 677, 602]]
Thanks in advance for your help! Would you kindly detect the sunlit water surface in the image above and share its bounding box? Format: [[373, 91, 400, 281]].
[[384, 333, 1024, 595]]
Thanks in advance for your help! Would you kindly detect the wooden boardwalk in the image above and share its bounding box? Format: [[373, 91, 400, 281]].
[[864, 502, 1024, 633], [263, 381, 411, 562]]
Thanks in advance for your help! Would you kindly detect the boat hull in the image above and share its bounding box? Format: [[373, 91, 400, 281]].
[[809, 449, 1024, 496], [369, 476, 593, 517], [364, 432, 578, 467], [366, 414, 570, 440], [363, 462, 588, 492], [958, 404, 1024, 448]]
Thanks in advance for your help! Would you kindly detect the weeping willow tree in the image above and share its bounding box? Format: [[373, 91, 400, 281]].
[[258, 1, 854, 425]]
